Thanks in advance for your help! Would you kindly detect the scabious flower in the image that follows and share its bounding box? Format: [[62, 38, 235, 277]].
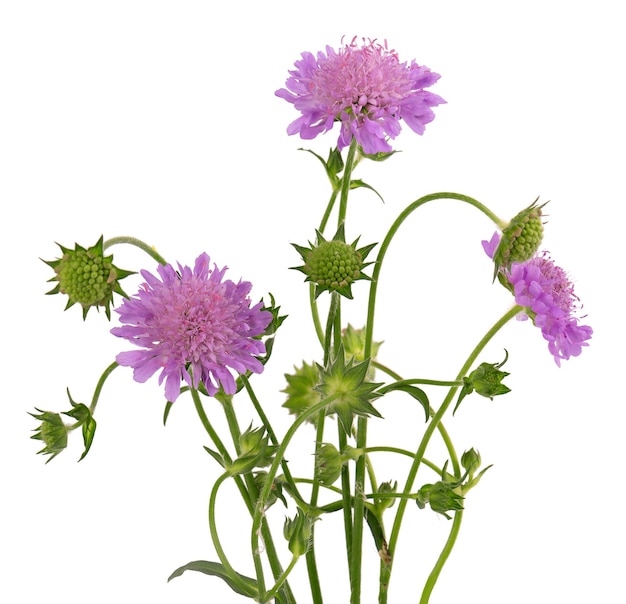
[[276, 37, 445, 155], [483, 233, 592, 366], [111, 253, 272, 402]]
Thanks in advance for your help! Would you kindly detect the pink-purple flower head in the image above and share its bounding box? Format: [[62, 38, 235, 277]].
[[483, 233, 592, 366], [111, 253, 272, 402], [276, 37, 445, 155]]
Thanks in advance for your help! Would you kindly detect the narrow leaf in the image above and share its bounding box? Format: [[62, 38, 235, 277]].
[[167, 560, 258, 598]]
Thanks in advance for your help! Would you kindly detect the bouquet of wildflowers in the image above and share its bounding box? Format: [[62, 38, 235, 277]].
[[32, 37, 592, 603]]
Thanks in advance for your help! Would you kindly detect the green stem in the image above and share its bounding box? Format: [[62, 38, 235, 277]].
[[364, 447, 445, 477], [264, 555, 301, 603], [319, 188, 340, 235], [220, 391, 298, 604], [419, 511, 464, 604], [103, 236, 168, 265], [378, 378, 464, 393], [338, 425, 353, 579], [208, 472, 255, 595], [241, 375, 304, 504], [89, 361, 119, 414], [364, 192, 505, 364], [305, 417, 326, 604], [350, 413, 368, 604], [380, 305, 522, 603], [252, 394, 340, 601], [338, 138, 359, 227]]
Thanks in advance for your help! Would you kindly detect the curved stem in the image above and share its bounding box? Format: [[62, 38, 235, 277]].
[[219, 389, 297, 604], [419, 511, 464, 604], [89, 361, 119, 414], [208, 472, 255, 595], [252, 393, 340, 601], [103, 236, 167, 265], [364, 192, 505, 363], [380, 304, 522, 603], [364, 447, 444, 477], [264, 555, 301, 603]]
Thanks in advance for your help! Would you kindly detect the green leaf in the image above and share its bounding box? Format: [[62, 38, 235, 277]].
[[380, 383, 430, 422], [203, 446, 226, 469], [167, 560, 258, 598], [359, 149, 401, 162], [63, 401, 91, 424], [78, 415, 97, 461], [350, 179, 385, 203], [163, 400, 174, 426]]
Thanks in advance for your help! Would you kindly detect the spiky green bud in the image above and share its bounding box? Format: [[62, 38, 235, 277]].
[[29, 409, 69, 462], [291, 224, 376, 299], [454, 350, 511, 414], [43, 236, 134, 319], [282, 361, 323, 424], [493, 198, 547, 279], [316, 345, 383, 434]]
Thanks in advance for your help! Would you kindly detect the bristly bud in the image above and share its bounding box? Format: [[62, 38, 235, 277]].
[[454, 350, 511, 414], [29, 409, 69, 462], [283, 509, 314, 557], [374, 480, 398, 513], [314, 443, 345, 486], [315, 345, 383, 434], [461, 448, 482, 478], [342, 324, 383, 380], [228, 424, 276, 475], [493, 198, 547, 280], [282, 361, 323, 424], [291, 224, 376, 299], [43, 236, 134, 320], [416, 481, 464, 520]]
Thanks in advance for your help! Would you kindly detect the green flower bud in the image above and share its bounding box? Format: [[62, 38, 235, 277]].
[[416, 481, 464, 520], [375, 480, 398, 512], [43, 236, 134, 320], [228, 425, 276, 475], [282, 361, 323, 424], [342, 324, 383, 380], [316, 345, 383, 434], [315, 443, 344, 486], [454, 351, 511, 414], [291, 224, 376, 299], [253, 472, 287, 509], [30, 409, 69, 462], [493, 198, 547, 278], [283, 509, 314, 557], [461, 448, 482, 477]]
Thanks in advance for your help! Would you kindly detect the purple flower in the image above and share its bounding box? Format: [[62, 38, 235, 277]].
[[276, 37, 445, 155], [111, 253, 272, 401], [483, 233, 592, 366]]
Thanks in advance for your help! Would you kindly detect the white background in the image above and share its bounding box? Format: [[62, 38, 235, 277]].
[[1, 1, 623, 603]]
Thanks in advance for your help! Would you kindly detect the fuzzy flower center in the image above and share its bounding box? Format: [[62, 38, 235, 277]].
[[313, 40, 410, 119]]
